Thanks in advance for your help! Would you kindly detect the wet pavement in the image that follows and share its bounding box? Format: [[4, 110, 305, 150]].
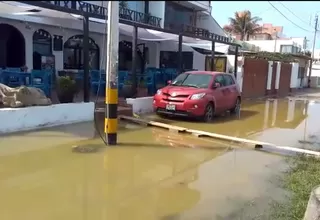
[[1, 97, 319, 219]]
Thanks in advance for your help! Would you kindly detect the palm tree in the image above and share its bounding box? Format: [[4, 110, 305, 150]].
[[223, 10, 262, 41]]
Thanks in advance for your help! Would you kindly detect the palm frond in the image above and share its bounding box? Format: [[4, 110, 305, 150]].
[[226, 10, 262, 40]]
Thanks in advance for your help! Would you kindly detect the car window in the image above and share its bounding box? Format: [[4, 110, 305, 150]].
[[214, 75, 226, 87], [172, 73, 213, 88], [224, 75, 235, 86]]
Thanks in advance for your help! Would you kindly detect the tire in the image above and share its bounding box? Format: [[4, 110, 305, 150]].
[[202, 103, 214, 122], [230, 97, 241, 114]]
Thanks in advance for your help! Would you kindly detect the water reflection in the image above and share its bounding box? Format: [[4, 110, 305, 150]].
[[148, 99, 320, 151]]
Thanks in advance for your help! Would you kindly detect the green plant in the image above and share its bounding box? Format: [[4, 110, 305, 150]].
[[270, 155, 320, 220], [244, 51, 299, 63], [57, 76, 77, 95]]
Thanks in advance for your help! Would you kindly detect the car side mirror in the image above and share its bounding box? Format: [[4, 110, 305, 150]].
[[167, 80, 172, 85], [212, 82, 221, 89]]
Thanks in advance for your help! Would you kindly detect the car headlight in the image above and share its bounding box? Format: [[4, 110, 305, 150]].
[[190, 93, 206, 100], [156, 89, 162, 95]]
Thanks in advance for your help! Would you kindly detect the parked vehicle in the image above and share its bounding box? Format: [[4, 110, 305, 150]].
[[153, 71, 241, 122]]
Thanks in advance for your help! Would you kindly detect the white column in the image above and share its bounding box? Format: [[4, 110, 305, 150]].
[[275, 61, 281, 90], [155, 42, 160, 68], [236, 57, 244, 92], [24, 30, 33, 70], [52, 51, 63, 74], [267, 61, 273, 90], [290, 62, 299, 89]]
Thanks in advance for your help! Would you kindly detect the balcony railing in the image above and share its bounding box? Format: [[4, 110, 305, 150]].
[[27, 1, 162, 27], [166, 23, 230, 43], [119, 7, 161, 27]]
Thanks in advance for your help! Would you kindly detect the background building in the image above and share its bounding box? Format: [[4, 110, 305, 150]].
[[0, 1, 227, 72]]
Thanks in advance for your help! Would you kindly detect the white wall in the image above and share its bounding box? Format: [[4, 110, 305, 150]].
[[0, 17, 108, 71], [225, 55, 234, 74], [0, 103, 94, 134], [126, 97, 154, 114], [0, 17, 162, 72], [245, 39, 301, 53], [291, 37, 305, 49], [290, 62, 299, 88], [314, 49, 320, 60]]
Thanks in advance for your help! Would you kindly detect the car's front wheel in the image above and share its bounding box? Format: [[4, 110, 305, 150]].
[[202, 103, 214, 122]]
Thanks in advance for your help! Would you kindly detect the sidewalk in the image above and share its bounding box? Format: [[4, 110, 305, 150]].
[[289, 88, 320, 99]]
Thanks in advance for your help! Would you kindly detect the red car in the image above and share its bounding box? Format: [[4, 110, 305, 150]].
[[153, 71, 241, 122]]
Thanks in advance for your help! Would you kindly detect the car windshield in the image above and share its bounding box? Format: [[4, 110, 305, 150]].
[[171, 73, 213, 88]]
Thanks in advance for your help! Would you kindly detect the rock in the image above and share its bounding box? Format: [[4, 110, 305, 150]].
[[0, 83, 51, 108]]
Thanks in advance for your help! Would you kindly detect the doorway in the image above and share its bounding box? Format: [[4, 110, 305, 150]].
[[0, 24, 25, 68]]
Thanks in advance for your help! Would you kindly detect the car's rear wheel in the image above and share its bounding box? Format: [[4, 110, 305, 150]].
[[202, 103, 214, 122], [230, 97, 241, 114]]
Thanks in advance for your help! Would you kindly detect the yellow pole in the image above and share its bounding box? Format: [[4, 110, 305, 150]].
[[104, 1, 119, 145]]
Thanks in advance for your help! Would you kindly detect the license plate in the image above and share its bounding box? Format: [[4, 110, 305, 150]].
[[166, 104, 176, 111]]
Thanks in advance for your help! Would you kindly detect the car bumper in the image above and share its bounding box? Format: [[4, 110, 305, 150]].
[[153, 98, 206, 117]]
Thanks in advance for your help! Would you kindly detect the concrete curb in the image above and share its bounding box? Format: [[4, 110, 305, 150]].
[[303, 185, 320, 220]]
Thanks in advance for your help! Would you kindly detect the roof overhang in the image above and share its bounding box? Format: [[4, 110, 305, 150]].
[[13, 1, 240, 48], [0, 1, 240, 54]]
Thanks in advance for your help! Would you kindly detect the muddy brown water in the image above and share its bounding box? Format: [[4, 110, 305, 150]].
[[1, 98, 318, 219], [146, 98, 320, 152]]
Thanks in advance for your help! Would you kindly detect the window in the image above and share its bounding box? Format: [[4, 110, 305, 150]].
[[224, 75, 235, 86], [160, 51, 193, 70], [33, 29, 52, 55], [164, 2, 194, 29], [33, 29, 52, 70], [171, 73, 213, 88], [214, 75, 226, 87], [298, 67, 305, 78], [63, 35, 100, 70], [280, 45, 293, 53]]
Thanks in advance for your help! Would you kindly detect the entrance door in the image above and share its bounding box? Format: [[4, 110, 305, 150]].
[[0, 24, 25, 68]]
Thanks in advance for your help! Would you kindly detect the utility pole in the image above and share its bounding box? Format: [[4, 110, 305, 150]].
[[273, 29, 278, 52], [308, 14, 318, 88], [104, 1, 119, 145]]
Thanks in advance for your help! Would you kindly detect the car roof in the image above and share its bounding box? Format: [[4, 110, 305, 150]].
[[184, 71, 228, 76]]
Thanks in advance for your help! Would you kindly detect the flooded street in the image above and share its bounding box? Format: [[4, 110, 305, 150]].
[[147, 98, 320, 152], [1, 97, 319, 219]]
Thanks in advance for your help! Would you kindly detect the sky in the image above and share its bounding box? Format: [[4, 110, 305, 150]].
[[211, 1, 320, 49]]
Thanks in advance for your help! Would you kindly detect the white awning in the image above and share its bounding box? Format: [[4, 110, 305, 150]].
[[118, 23, 230, 54]]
